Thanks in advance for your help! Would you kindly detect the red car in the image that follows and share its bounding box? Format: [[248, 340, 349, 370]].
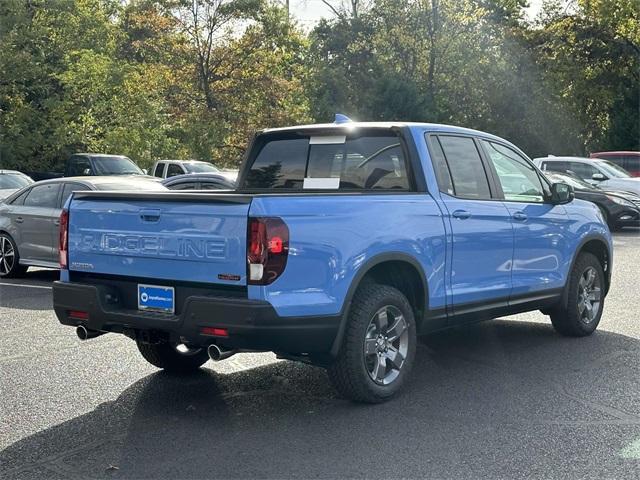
[[590, 151, 640, 177]]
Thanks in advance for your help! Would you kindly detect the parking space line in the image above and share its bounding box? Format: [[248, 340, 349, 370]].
[[0, 282, 52, 290]]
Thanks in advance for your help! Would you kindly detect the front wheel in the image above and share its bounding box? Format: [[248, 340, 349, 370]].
[[549, 252, 605, 337], [136, 340, 209, 373], [328, 283, 416, 403]]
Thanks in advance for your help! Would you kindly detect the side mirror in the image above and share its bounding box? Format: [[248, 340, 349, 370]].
[[142, 168, 148, 175], [82, 168, 92, 176], [551, 182, 574, 205], [592, 173, 607, 181]]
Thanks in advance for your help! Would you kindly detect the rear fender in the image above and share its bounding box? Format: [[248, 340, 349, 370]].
[[329, 252, 428, 357]]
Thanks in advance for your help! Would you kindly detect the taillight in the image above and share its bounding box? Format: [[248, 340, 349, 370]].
[[247, 217, 289, 285], [59, 209, 69, 269]]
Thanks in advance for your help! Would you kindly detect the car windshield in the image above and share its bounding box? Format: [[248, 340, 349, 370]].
[[597, 160, 631, 178], [91, 156, 144, 175], [547, 173, 595, 191], [0, 173, 32, 189], [183, 162, 219, 173]]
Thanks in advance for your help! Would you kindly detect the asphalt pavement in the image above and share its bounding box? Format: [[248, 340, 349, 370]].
[[1, 231, 639, 479]]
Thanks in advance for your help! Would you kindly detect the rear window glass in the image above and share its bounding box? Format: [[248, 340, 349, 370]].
[[242, 132, 410, 191], [0, 174, 32, 189]]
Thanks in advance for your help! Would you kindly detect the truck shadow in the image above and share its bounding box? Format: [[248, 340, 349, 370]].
[[1, 320, 639, 479]]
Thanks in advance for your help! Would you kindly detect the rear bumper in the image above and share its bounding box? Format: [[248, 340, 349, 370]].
[[53, 281, 339, 354]]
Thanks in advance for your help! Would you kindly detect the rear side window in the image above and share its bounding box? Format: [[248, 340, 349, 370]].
[[436, 135, 491, 199], [427, 136, 454, 195], [171, 182, 197, 190], [10, 189, 29, 205], [154, 163, 165, 177], [61, 183, 90, 208], [541, 161, 569, 173], [23, 184, 60, 208], [242, 132, 410, 191], [166, 164, 184, 178]]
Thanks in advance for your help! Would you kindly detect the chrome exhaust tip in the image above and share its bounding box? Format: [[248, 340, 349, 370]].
[[207, 344, 237, 361], [76, 326, 105, 341]]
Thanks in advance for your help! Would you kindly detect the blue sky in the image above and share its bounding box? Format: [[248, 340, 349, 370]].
[[289, 0, 544, 27]]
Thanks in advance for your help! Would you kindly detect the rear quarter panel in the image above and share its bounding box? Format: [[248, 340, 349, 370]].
[[248, 194, 447, 318]]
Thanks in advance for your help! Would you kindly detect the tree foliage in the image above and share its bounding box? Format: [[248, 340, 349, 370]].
[[0, 0, 637, 171]]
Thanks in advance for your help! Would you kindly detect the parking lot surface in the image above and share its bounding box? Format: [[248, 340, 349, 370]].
[[1, 231, 639, 479]]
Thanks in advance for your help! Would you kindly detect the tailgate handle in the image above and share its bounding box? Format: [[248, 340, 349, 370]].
[[140, 209, 161, 222]]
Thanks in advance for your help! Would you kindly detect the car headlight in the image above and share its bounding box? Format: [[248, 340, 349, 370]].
[[606, 195, 635, 208]]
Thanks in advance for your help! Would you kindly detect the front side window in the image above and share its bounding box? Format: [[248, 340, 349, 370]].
[[202, 182, 232, 190], [23, 184, 60, 208], [568, 162, 600, 180], [436, 135, 491, 199], [183, 162, 219, 173], [242, 131, 410, 191], [68, 157, 92, 176], [482, 141, 545, 203]]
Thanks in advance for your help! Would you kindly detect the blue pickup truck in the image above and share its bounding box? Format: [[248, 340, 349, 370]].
[[53, 119, 613, 403]]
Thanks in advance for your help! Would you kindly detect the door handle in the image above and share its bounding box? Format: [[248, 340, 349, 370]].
[[15, 217, 24, 224], [512, 211, 528, 221], [452, 209, 471, 220], [140, 209, 161, 222], [54, 220, 60, 226]]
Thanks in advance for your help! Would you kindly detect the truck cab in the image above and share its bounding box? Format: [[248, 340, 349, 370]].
[[53, 120, 613, 403]]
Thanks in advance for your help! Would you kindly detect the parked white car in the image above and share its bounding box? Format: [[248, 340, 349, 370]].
[[534, 156, 640, 196], [0, 170, 33, 201], [151, 160, 237, 183]]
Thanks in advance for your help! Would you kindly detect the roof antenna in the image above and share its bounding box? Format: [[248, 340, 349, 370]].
[[334, 113, 352, 124]]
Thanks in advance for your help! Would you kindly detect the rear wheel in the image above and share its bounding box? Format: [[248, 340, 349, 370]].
[[0, 234, 27, 278], [136, 340, 209, 373], [550, 252, 605, 337], [328, 283, 416, 403]]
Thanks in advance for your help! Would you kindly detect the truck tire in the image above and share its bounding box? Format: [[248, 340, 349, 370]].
[[328, 283, 416, 403], [549, 252, 605, 337], [0, 233, 28, 278], [136, 340, 209, 373]]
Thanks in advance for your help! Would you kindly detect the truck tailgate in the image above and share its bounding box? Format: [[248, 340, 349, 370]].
[[67, 192, 250, 285]]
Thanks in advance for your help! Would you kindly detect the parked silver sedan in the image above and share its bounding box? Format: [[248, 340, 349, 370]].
[[0, 176, 167, 277]]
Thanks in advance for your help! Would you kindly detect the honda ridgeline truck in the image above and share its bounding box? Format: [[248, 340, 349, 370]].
[[53, 119, 613, 403]]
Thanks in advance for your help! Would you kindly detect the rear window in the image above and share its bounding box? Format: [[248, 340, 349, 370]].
[[242, 131, 411, 191], [0, 173, 32, 190]]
